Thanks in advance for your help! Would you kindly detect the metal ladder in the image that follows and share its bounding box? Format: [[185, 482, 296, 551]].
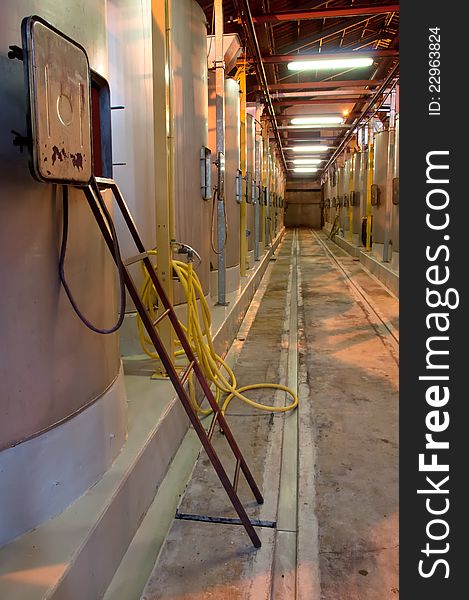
[[82, 177, 263, 548]]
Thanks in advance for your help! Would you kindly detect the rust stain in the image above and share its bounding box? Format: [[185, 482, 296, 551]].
[[51, 146, 67, 165], [70, 152, 83, 170]]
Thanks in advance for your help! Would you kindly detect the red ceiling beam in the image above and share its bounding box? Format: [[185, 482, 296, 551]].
[[256, 79, 382, 91], [272, 98, 367, 106], [260, 49, 398, 64], [252, 5, 399, 23]]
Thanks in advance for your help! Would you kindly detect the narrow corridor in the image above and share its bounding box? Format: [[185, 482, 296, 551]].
[[138, 228, 399, 600]]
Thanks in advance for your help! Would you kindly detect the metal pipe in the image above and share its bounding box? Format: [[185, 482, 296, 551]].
[[349, 149, 354, 242], [233, 0, 287, 173], [214, 0, 227, 305], [254, 99, 262, 261], [382, 88, 396, 262], [237, 65, 248, 277], [151, 0, 175, 363], [321, 62, 399, 175], [365, 122, 374, 252], [252, 5, 399, 23], [261, 117, 268, 247]]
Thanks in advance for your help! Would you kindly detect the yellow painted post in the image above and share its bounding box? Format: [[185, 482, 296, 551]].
[[236, 65, 248, 276], [366, 124, 375, 251], [151, 0, 174, 365], [349, 149, 354, 241]]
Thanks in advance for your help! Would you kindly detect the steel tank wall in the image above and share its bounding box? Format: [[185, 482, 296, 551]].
[[330, 169, 338, 224], [208, 74, 240, 270], [372, 130, 389, 245], [0, 0, 127, 546], [343, 158, 351, 233], [338, 165, 348, 231], [107, 0, 156, 278], [0, 1, 121, 451], [172, 0, 210, 296], [246, 113, 255, 252], [392, 115, 399, 252], [324, 177, 332, 225], [352, 152, 363, 235], [359, 150, 369, 240]]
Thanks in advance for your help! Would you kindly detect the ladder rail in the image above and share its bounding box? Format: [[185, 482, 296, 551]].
[[99, 179, 264, 505], [83, 182, 263, 548]]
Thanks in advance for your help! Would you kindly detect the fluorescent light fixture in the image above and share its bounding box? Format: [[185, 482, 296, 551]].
[[287, 57, 373, 71], [291, 116, 343, 125], [293, 167, 318, 173], [291, 145, 330, 152], [292, 158, 322, 165]]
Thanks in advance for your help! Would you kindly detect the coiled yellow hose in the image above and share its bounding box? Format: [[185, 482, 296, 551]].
[[137, 252, 298, 416]]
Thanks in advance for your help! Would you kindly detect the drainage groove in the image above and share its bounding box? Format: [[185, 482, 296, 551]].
[[175, 512, 276, 528]]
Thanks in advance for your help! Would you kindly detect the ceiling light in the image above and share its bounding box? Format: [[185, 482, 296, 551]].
[[293, 167, 318, 173], [291, 145, 330, 152], [287, 57, 373, 71], [291, 116, 343, 125], [292, 158, 322, 165]]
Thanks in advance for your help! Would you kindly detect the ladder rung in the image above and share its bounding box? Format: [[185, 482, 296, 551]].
[[152, 308, 171, 326], [179, 360, 195, 386], [207, 411, 220, 441], [123, 251, 149, 266], [233, 458, 241, 493]]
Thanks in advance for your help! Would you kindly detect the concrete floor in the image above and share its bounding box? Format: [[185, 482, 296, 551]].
[[140, 228, 399, 600]]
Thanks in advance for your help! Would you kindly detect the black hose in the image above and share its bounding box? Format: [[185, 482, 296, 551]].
[[59, 181, 126, 334], [210, 187, 228, 256]]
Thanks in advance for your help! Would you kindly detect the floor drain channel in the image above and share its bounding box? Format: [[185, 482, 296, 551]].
[[175, 512, 276, 528]]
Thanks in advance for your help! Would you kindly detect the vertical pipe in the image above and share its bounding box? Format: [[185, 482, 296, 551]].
[[349, 149, 354, 241], [383, 88, 396, 262], [238, 65, 248, 276], [152, 0, 174, 363], [365, 122, 374, 251], [254, 99, 262, 261], [261, 118, 268, 247], [215, 0, 227, 304]]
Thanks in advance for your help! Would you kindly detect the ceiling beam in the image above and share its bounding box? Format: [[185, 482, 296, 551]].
[[260, 49, 398, 63], [256, 79, 382, 91], [273, 97, 368, 106], [273, 16, 370, 55], [252, 5, 399, 23], [233, 0, 287, 171]]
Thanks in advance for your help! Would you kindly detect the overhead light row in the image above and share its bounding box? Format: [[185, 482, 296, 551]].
[[291, 116, 344, 125], [289, 145, 330, 152], [290, 158, 322, 165], [287, 57, 373, 72], [292, 167, 318, 173]]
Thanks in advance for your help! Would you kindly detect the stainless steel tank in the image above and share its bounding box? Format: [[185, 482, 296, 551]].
[[371, 130, 389, 247], [172, 0, 210, 297], [246, 113, 255, 253], [0, 2, 121, 451], [352, 151, 364, 237], [352, 149, 369, 246], [343, 157, 352, 234], [337, 164, 348, 232], [330, 167, 338, 225], [208, 74, 241, 270], [392, 115, 399, 253], [323, 174, 332, 225], [0, 0, 128, 547]]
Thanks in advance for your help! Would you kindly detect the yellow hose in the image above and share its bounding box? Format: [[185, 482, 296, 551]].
[[137, 252, 298, 416]]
